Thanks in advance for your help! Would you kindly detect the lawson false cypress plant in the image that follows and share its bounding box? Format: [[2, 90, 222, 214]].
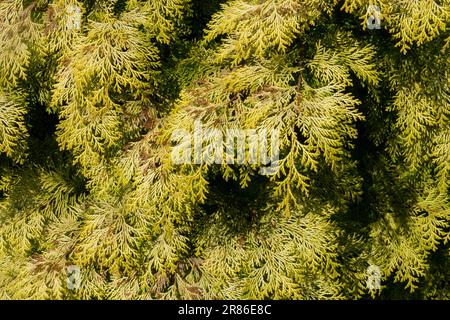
[[0, 0, 449, 299]]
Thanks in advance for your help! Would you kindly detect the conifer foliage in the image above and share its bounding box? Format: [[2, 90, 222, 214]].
[[0, 0, 449, 299]]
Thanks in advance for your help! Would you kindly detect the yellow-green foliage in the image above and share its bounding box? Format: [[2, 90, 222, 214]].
[[0, 0, 449, 300]]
